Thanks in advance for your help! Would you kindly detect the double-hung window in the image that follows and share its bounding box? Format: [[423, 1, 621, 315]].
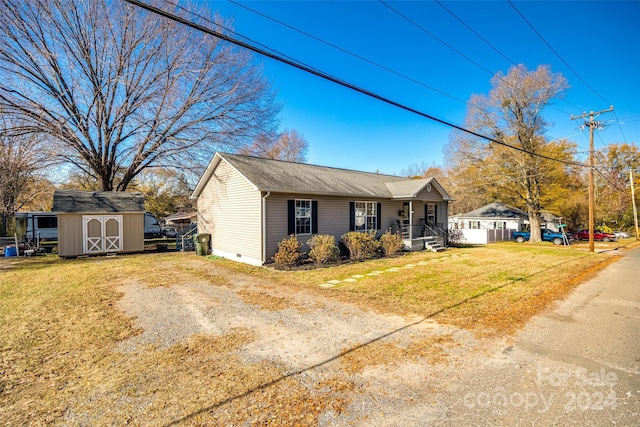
[[354, 201, 377, 232], [295, 199, 312, 235]]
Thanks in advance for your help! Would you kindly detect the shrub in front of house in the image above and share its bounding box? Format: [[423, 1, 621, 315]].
[[273, 234, 303, 266], [307, 234, 339, 265], [447, 228, 466, 246], [379, 229, 404, 256], [341, 230, 379, 261]]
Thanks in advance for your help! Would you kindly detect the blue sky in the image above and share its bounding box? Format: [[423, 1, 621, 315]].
[[201, 0, 640, 175]]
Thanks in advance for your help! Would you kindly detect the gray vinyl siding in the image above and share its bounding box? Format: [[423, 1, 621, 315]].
[[265, 195, 412, 260], [380, 202, 403, 232], [415, 186, 444, 202], [265, 194, 351, 260], [197, 159, 262, 261]]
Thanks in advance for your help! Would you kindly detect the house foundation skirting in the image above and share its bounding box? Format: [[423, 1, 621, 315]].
[[403, 237, 429, 251], [211, 248, 263, 266]]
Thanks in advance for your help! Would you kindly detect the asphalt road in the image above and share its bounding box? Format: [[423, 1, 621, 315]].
[[433, 247, 640, 426]]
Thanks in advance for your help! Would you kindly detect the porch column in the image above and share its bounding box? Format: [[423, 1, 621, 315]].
[[409, 200, 413, 239]]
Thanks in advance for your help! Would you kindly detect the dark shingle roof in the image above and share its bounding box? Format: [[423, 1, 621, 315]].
[[53, 190, 145, 213], [192, 153, 451, 200], [455, 202, 528, 219]]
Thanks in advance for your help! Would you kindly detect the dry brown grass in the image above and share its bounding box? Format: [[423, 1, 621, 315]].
[[0, 253, 354, 425], [340, 334, 456, 374], [0, 243, 626, 424], [214, 242, 623, 336], [236, 289, 290, 311]]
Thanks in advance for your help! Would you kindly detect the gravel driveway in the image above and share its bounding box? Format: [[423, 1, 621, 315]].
[[115, 253, 640, 425], [116, 260, 482, 425]]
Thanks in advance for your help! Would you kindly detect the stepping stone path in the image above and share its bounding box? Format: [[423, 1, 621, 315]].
[[318, 259, 440, 288]]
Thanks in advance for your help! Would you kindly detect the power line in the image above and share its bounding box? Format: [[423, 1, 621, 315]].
[[507, 0, 611, 107], [612, 110, 629, 144], [224, 0, 571, 147], [160, 0, 327, 76], [594, 167, 628, 194], [508, 1, 633, 151], [228, 0, 564, 144], [434, 0, 581, 115], [124, 0, 587, 169], [380, 0, 576, 121], [378, 1, 501, 87], [226, 0, 468, 106]]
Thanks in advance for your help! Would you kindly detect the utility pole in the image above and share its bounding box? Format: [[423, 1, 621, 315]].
[[631, 170, 639, 241], [571, 106, 614, 252]]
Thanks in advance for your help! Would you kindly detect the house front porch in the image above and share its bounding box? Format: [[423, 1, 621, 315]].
[[396, 221, 448, 252]]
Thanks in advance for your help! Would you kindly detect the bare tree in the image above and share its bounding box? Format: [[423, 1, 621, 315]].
[[446, 65, 569, 242], [239, 129, 309, 162], [0, 0, 279, 191], [0, 116, 53, 234]]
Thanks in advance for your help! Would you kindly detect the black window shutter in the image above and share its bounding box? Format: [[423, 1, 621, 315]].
[[349, 202, 355, 231], [312, 201, 318, 234], [376, 202, 382, 229], [287, 200, 295, 235]]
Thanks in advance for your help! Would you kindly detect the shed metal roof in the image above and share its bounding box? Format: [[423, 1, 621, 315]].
[[53, 190, 145, 213], [192, 152, 452, 201]]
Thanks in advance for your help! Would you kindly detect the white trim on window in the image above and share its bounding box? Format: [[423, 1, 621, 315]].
[[295, 199, 312, 235], [354, 201, 377, 232]]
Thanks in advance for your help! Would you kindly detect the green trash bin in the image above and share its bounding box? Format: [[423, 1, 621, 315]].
[[194, 233, 211, 256]]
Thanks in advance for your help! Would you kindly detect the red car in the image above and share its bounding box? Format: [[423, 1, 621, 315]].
[[575, 229, 616, 242]]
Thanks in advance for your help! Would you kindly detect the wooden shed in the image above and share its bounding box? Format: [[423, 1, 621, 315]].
[[52, 190, 145, 257]]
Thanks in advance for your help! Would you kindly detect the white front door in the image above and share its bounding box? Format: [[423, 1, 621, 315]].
[[83, 215, 123, 254]]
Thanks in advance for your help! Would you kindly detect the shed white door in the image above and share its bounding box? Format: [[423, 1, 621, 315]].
[[83, 215, 123, 254]]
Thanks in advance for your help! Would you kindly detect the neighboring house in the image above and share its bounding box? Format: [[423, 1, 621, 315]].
[[448, 202, 529, 245], [448, 201, 562, 244], [540, 212, 562, 232], [192, 153, 452, 266], [53, 190, 145, 257], [163, 212, 197, 231], [449, 202, 561, 232], [449, 202, 529, 231]]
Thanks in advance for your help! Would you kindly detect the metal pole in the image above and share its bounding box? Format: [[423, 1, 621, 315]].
[[631, 170, 639, 241]]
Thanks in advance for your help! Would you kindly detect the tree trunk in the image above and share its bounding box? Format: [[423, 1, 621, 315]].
[[528, 211, 542, 242]]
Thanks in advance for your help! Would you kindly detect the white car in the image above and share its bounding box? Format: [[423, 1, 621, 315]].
[[612, 231, 630, 239]]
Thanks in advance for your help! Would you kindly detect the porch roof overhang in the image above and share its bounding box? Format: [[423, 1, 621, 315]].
[[385, 178, 452, 201]]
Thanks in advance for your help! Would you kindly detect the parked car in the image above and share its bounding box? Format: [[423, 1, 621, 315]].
[[512, 228, 571, 245], [612, 230, 630, 239], [575, 229, 616, 242], [162, 226, 179, 238]]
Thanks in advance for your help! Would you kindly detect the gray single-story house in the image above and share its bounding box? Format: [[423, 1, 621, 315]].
[[191, 152, 452, 266], [53, 190, 145, 257]]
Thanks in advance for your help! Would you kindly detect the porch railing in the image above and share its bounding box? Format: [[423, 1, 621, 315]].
[[396, 221, 448, 245], [176, 223, 198, 251]]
